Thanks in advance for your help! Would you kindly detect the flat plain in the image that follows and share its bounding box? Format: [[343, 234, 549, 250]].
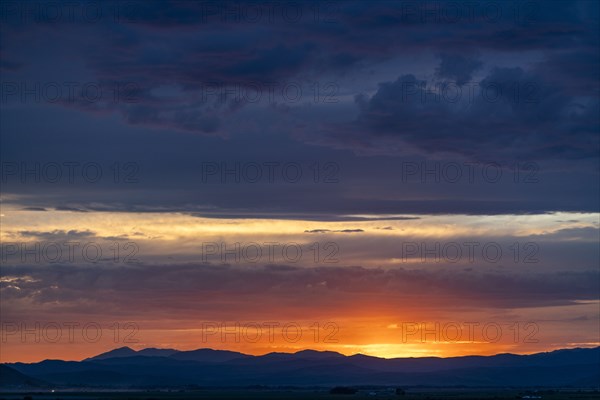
[[1, 389, 599, 400]]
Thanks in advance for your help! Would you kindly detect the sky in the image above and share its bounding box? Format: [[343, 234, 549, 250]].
[[0, 0, 599, 363]]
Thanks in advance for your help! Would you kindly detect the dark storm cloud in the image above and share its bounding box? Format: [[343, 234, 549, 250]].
[[1, 263, 598, 321], [3, 229, 133, 242], [0, 0, 598, 216], [529, 226, 600, 242], [435, 53, 483, 85], [535, 49, 600, 96], [17, 229, 96, 241], [312, 63, 599, 161], [1, 153, 597, 216], [4, 1, 598, 108]]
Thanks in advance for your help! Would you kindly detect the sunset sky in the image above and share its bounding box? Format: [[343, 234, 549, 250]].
[[1, 0, 599, 363]]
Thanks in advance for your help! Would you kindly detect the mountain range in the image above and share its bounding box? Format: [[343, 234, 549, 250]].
[[2, 346, 599, 389]]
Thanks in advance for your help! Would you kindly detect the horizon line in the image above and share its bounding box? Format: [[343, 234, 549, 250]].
[[5, 344, 599, 365]]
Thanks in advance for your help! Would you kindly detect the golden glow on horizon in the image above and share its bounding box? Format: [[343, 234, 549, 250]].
[[1, 206, 597, 242], [1, 302, 598, 363], [1, 206, 598, 363]]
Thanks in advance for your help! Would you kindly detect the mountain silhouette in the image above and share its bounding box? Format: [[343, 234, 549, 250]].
[[0, 364, 49, 388], [86, 346, 179, 361], [84, 346, 138, 360], [4, 347, 599, 389]]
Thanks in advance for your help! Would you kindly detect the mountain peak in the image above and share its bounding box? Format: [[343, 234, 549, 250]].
[[294, 349, 345, 359], [84, 346, 137, 361]]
